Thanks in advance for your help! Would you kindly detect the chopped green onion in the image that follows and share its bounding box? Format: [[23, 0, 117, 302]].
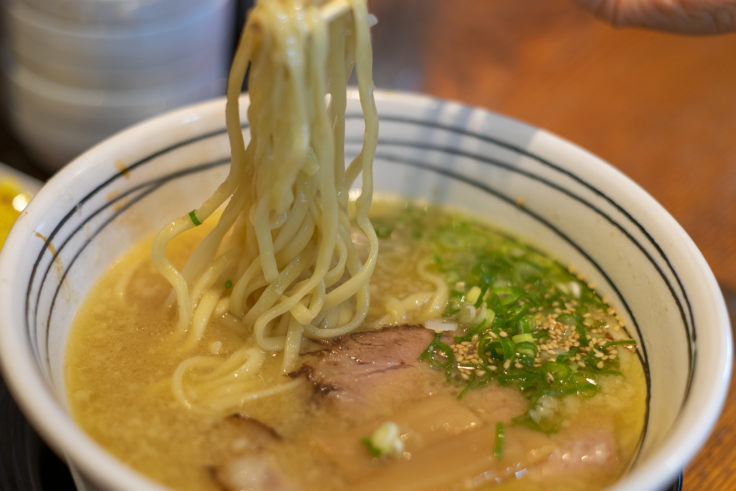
[[543, 361, 572, 381], [419, 333, 456, 375], [515, 341, 537, 365], [188, 210, 202, 226], [494, 422, 505, 459], [512, 333, 534, 344], [361, 422, 403, 458], [360, 437, 382, 457], [409, 206, 637, 437], [495, 286, 524, 306], [517, 315, 535, 333], [224, 280, 233, 289], [480, 307, 496, 326], [466, 286, 482, 305], [603, 339, 637, 348], [497, 337, 515, 361]]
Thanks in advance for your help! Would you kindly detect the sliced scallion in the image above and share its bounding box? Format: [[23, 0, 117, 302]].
[[360, 437, 382, 457], [603, 339, 637, 348], [494, 422, 505, 459], [188, 210, 202, 226], [512, 333, 534, 344]]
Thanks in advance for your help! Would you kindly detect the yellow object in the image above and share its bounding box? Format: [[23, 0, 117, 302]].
[[0, 178, 31, 247]]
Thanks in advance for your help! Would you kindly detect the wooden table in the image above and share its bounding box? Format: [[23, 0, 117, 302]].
[[0, 0, 734, 488], [368, 1, 736, 489]]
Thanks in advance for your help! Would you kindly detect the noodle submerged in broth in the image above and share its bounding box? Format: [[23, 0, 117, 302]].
[[66, 201, 646, 490], [65, 0, 646, 489]]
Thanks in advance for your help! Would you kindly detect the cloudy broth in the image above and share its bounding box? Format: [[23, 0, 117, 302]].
[[66, 198, 646, 490]]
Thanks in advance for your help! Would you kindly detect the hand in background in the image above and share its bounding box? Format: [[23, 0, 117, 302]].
[[576, 0, 736, 34]]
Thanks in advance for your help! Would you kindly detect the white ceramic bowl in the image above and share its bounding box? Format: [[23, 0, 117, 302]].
[[0, 91, 731, 490], [2, 60, 227, 171], [5, 0, 234, 90], [21, 0, 207, 25]]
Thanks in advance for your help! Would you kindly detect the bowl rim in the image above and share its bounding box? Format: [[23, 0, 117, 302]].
[[17, 0, 208, 25], [8, 0, 233, 39], [5, 59, 228, 108], [0, 89, 731, 491]]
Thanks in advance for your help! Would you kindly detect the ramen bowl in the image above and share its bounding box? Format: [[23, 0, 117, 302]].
[[0, 90, 731, 490]]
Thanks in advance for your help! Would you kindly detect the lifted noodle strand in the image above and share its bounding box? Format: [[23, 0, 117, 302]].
[[151, 0, 379, 413]]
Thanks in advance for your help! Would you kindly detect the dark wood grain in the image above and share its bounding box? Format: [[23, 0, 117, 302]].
[[368, 1, 736, 489], [370, 0, 736, 293]]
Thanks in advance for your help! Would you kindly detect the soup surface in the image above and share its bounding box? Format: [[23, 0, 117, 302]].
[[66, 198, 646, 490]]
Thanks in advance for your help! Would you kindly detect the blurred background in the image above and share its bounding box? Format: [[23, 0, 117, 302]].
[[1, 0, 734, 292], [0, 0, 734, 489], [0, 0, 240, 170]]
